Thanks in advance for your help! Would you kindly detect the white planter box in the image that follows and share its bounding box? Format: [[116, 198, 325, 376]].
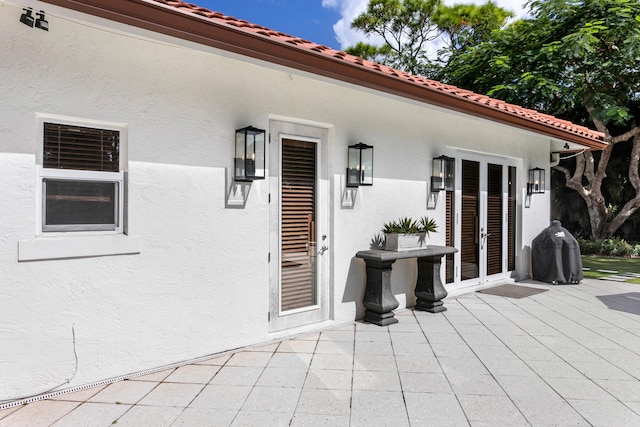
[[384, 233, 428, 251]]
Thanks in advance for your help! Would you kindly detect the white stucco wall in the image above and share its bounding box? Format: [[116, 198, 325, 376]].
[[1, 0, 553, 400]]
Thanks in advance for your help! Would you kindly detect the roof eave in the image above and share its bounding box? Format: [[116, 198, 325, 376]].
[[40, 0, 607, 150]]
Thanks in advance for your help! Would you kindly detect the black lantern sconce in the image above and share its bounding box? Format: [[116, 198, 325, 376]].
[[35, 11, 49, 31], [20, 8, 34, 27], [431, 155, 455, 192], [20, 8, 48, 30], [234, 126, 265, 181], [346, 143, 374, 187], [527, 167, 545, 194]]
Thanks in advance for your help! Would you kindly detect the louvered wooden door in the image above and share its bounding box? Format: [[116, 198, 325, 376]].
[[281, 139, 317, 311], [486, 163, 503, 276], [456, 155, 515, 287], [461, 160, 480, 281], [268, 120, 330, 332]]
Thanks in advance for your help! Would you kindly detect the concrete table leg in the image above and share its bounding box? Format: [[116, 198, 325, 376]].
[[415, 255, 448, 313], [362, 259, 399, 326]]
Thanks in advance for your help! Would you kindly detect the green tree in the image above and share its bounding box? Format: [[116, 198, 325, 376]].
[[348, 0, 442, 76], [444, 0, 640, 239], [433, 1, 513, 67], [347, 0, 511, 77]]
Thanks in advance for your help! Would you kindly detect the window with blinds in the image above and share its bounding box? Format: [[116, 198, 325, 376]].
[[44, 123, 119, 171], [40, 121, 123, 233]]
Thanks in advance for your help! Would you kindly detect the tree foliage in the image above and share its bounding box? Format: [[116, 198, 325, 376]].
[[347, 0, 512, 77], [351, 0, 640, 240], [445, 0, 640, 239], [433, 2, 514, 64], [348, 0, 441, 75]]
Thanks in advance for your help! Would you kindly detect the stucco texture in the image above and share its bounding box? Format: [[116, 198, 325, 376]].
[[1, 0, 551, 400]]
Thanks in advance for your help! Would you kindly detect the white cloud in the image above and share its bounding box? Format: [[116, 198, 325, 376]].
[[323, 0, 530, 50], [322, 0, 382, 49]]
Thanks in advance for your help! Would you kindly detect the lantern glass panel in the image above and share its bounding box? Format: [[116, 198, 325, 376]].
[[360, 146, 373, 185], [347, 146, 360, 187], [235, 131, 246, 180], [235, 127, 265, 181], [431, 155, 455, 191], [528, 167, 545, 194]]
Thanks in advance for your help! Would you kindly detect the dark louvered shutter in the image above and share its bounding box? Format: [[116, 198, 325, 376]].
[[445, 190, 455, 283]]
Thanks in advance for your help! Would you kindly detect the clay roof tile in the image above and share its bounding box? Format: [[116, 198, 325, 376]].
[[142, 0, 605, 147]]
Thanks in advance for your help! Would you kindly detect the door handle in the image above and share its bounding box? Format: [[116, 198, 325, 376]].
[[320, 245, 328, 255], [480, 228, 491, 249]]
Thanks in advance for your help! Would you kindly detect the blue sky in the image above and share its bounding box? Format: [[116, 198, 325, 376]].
[[194, 0, 529, 52], [195, 0, 344, 49]]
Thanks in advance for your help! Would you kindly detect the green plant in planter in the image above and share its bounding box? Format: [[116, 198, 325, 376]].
[[382, 216, 438, 236], [380, 216, 438, 251]]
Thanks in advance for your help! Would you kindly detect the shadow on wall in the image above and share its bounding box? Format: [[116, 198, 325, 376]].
[[517, 245, 532, 280], [343, 257, 366, 319], [342, 257, 417, 321], [225, 168, 252, 208]]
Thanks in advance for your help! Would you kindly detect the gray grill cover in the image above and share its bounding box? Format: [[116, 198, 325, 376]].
[[532, 220, 583, 284]]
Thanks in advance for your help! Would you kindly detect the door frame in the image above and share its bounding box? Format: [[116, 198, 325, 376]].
[[268, 119, 330, 332], [453, 151, 518, 289]]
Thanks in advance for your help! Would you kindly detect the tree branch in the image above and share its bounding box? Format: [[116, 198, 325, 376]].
[[612, 126, 640, 144], [552, 164, 573, 183], [582, 150, 596, 185], [586, 105, 611, 140]]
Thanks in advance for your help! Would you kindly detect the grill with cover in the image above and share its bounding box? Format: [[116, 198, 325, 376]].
[[532, 220, 583, 284]]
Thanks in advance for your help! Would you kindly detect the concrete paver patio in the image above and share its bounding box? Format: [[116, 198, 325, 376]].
[[2, 278, 640, 426]]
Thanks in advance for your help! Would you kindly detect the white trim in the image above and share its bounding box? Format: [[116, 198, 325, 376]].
[[453, 152, 519, 290], [34, 114, 128, 236], [18, 234, 141, 261], [268, 120, 331, 332]]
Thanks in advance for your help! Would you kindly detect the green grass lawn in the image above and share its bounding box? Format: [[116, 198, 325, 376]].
[[582, 255, 640, 284]]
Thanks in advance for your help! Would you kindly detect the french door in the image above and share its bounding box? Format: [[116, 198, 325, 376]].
[[269, 121, 329, 332], [454, 154, 517, 288]]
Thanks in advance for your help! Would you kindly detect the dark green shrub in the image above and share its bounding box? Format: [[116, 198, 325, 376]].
[[577, 237, 638, 257]]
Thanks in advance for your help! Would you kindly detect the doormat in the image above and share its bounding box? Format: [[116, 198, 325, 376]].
[[477, 284, 548, 299]]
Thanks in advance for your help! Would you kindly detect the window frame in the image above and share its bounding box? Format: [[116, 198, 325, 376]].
[[35, 114, 128, 236]]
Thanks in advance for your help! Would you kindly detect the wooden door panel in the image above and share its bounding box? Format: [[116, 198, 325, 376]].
[[461, 160, 479, 280], [281, 139, 317, 311], [487, 163, 503, 276]]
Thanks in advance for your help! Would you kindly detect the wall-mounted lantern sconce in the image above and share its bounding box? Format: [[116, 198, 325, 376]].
[[527, 167, 545, 194], [431, 155, 455, 192], [234, 126, 265, 181], [35, 11, 49, 31], [20, 8, 34, 27], [346, 143, 373, 187], [20, 8, 48, 30]]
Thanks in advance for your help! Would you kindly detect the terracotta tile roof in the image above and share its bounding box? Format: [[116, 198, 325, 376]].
[[43, 0, 606, 148]]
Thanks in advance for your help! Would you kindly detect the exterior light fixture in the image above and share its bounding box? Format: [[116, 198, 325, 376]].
[[20, 8, 35, 27], [346, 143, 373, 187], [35, 11, 49, 31], [527, 167, 545, 194], [431, 155, 455, 192], [234, 126, 265, 181]]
